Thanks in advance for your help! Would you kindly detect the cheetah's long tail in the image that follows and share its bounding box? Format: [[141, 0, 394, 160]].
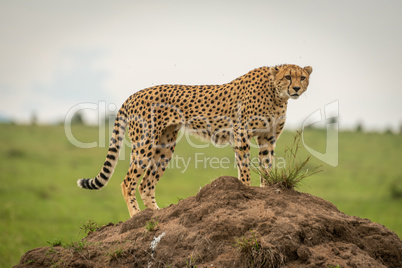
[[77, 105, 128, 190]]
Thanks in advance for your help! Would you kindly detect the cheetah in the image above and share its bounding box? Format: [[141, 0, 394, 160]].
[[77, 64, 313, 217]]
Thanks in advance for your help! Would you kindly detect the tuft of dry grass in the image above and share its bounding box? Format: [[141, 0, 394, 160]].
[[254, 131, 322, 189]]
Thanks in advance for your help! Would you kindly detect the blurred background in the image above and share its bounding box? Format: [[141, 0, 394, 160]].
[[1, 0, 401, 266], [1, 0, 402, 131]]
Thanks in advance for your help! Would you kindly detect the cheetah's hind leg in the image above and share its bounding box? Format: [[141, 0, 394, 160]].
[[139, 125, 178, 210], [121, 155, 143, 217]]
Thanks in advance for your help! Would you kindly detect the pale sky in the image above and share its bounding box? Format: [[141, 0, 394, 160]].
[[1, 0, 401, 131]]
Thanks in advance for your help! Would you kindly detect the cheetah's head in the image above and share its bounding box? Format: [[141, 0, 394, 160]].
[[270, 65, 313, 100]]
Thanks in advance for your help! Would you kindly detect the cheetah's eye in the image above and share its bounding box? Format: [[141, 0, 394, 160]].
[[285, 75, 291, 80], [301, 76, 306, 81]]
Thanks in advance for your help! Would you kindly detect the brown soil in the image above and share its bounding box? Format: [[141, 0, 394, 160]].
[[15, 176, 402, 267]]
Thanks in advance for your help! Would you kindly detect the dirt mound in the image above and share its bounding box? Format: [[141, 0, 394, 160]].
[[15, 176, 402, 267]]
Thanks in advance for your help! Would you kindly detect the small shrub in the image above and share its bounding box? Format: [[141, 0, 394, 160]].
[[7, 148, 26, 158], [80, 219, 99, 235], [145, 218, 158, 232], [186, 255, 197, 268], [390, 178, 402, 199], [254, 131, 322, 189], [235, 231, 261, 252], [108, 248, 126, 261], [63, 240, 89, 252], [46, 239, 62, 255], [47, 239, 62, 247], [234, 231, 284, 267], [46, 246, 57, 255]]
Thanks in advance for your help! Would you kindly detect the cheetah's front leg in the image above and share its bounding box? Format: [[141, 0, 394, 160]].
[[257, 135, 276, 187], [233, 129, 251, 186]]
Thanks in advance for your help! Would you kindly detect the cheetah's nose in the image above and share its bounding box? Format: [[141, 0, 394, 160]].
[[293, 87, 301, 92]]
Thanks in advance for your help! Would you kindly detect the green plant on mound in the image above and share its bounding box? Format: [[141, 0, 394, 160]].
[[47, 239, 62, 247], [186, 254, 198, 268], [63, 239, 90, 252], [145, 218, 159, 232], [107, 247, 127, 261], [254, 131, 322, 189], [234, 230, 284, 267], [79, 219, 99, 235]]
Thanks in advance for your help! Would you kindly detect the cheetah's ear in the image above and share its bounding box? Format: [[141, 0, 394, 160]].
[[303, 66, 313, 75], [269, 66, 279, 77]]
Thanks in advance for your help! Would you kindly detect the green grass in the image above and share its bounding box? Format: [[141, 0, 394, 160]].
[[0, 124, 401, 267]]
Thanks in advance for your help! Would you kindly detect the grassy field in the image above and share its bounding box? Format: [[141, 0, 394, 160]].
[[0, 124, 401, 267]]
